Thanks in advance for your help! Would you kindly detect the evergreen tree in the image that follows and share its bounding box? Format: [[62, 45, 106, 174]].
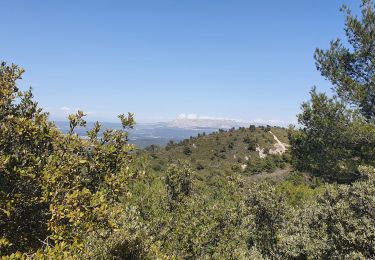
[[315, 0, 375, 120], [289, 0, 375, 182]]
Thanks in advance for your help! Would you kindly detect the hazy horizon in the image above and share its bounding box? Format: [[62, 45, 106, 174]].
[[51, 113, 292, 126]]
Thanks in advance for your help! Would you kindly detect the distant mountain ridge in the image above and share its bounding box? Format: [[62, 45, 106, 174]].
[[54, 117, 287, 148], [54, 121, 219, 148], [166, 118, 240, 129]]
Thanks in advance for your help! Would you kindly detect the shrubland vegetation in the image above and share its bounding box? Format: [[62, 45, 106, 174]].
[[1, 0, 374, 259], [145, 125, 291, 183]]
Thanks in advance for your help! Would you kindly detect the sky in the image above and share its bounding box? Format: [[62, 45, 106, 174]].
[[1, 0, 361, 124]]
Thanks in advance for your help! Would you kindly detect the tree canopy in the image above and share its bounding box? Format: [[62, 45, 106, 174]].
[[290, 0, 375, 182]]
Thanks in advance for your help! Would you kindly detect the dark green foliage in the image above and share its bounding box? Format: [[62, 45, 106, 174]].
[[247, 182, 289, 257], [245, 155, 285, 174], [0, 62, 146, 258], [314, 0, 375, 120], [196, 161, 205, 170], [290, 0, 375, 182], [289, 90, 375, 182], [247, 144, 256, 151], [165, 161, 192, 206], [183, 146, 192, 155], [246, 139, 257, 152], [0, 63, 53, 254], [277, 166, 375, 259]]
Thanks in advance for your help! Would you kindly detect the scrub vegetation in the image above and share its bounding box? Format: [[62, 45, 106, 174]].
[[1, 1, 374, 259]]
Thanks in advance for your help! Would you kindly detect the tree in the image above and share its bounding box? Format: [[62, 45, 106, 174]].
[[246, 182, 289, 257], [183, 146, 192, 155], [247, 144, 256, 152], [244, 136, 257, 151], [277, 166, 375, 259], [289, 1, 375, 182], [314, 0, 375, 120], [0, 62, 143, 257], [0, 62, 53, 254], [165, 161, 193, 207]]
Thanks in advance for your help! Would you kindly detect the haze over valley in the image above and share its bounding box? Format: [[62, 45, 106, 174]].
[[55, 116, 288, 148]]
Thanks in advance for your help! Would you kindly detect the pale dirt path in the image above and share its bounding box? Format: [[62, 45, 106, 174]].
[[268, 131, 289, 155], [255, 131, 289, 158], [256, 146, 267, 158]]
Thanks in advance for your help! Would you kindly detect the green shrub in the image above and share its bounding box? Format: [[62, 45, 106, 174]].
[[183, 146, 192, 155], [0, 62, 142, 257]]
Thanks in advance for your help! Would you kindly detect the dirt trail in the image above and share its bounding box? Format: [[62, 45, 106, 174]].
[[268, 131, 289, 155], [255, 131, 289, 158]]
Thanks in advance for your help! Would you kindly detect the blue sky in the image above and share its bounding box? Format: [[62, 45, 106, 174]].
[[1, 0, 359, 124]]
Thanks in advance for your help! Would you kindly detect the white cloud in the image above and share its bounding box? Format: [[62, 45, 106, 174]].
[[60, 106, 71, 115], [177, 113, 187, 119], [187, 114, 198, 119], [57, 106, 95, 117], [177, 113, 200, 120], [250, 118, 291, 126]]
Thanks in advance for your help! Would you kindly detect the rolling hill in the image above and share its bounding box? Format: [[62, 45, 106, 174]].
[[146, 125, 292, 183]]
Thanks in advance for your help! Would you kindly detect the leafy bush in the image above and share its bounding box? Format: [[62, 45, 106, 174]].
[[0, 62, 143, 257], [183, 146, 192, 155]]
